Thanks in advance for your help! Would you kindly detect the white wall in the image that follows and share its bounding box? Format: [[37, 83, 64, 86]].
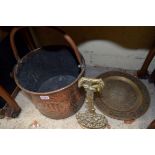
[[78, 40, 155, 72]]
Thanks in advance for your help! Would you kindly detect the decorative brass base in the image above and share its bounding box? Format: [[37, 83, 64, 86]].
[[76, 112, 108, 129], [76, 77, 109, 129]]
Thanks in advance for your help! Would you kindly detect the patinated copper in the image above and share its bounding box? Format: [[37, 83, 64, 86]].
[[13, 55, 85, 119], [31, 77, 85, 119], [10, 27, 85, 119]]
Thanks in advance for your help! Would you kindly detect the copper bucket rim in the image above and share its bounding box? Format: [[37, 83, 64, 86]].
[[13, 46, 85, 95]]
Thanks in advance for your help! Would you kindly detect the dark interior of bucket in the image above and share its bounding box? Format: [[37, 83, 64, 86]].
[[16, 45, 81, 92]]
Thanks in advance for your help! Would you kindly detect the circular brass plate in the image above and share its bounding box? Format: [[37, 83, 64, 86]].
[[95, 71, 150, 120]]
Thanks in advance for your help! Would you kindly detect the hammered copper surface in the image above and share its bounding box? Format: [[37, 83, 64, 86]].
[[30, 80, 85, 119], [95, 71, 150, 120], [11, 27, 85, 119], [14, 54, 85, 119]]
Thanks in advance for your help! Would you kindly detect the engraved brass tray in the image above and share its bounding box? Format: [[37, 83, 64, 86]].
[[95, 71, 150, 120]]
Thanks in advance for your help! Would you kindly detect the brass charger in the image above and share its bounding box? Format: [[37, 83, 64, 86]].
[[95, 71, 150, 120]]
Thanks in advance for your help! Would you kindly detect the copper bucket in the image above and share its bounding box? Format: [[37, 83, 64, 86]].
[[10, 27, 85, 119]]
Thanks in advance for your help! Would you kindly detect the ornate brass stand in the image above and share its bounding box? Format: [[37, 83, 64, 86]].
[[76, 77, 108, 129]]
